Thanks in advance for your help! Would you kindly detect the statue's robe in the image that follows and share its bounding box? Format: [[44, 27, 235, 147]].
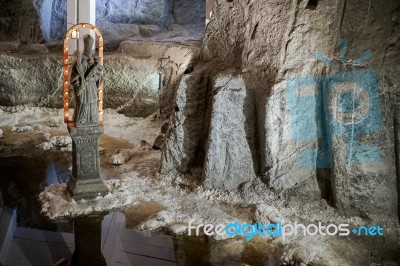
[[70, 52, 101, 127]]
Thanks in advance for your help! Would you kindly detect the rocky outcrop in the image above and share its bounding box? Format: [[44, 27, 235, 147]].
[[161, 0, 400, 218], [203, 75, 258, 190], [161, 73, 207, 174]]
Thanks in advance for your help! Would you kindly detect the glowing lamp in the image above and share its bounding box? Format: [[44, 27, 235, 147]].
[[72, 30, 79, 39]]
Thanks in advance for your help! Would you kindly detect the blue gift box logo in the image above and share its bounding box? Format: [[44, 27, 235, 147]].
[[287, 39, 382, 168]]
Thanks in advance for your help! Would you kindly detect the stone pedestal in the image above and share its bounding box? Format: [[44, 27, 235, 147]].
[[67, 124, 108, 200], [71, 215, 107, 266]]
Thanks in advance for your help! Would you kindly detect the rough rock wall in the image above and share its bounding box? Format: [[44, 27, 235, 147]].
[[172, 0, 206, 26], [0, 0, 205, 46], [33, 0, 66, 44], [13, 0, 205, 46], [0, 0, 42, 43], [33, 0, 173, 44], [96, 0, 174, 48], [0, 42, 200, 118], [162, 0, 400, 218], [117, 42, 201, 117], [97, 0, 172, 26]]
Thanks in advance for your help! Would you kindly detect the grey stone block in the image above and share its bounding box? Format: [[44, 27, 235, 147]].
[[161, 74, 207, 173], [331, 89, 398, 216], [263, 81, 321, 198], [203, 75, 257, 190]]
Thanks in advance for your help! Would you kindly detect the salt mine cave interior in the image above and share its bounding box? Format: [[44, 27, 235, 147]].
[[0, 0, 399, 265]]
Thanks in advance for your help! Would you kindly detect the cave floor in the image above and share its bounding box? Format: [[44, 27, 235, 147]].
[[0, 105, 399, 266]]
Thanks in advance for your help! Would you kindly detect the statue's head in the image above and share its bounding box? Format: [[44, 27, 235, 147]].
[[83, 34, 94, 56]]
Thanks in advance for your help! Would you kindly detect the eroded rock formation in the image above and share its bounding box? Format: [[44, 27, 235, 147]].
[[161, 0, 400, 218]]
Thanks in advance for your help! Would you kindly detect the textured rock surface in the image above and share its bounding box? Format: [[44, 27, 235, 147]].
[[33, 0, 66, 43], [161, 73, 207, 174], [96, 0, 172, 26], [0, 55, 62, 107], [36, 0, 169, 44], [161, 0, 400, 218], [264, 81, 321, 198], [11, 125, 42, 132], [1, 0, 205, 46], [0, 42, 200, 118], [0, 0, 43, 43], [202, 75, 258, 190], [96, 0, 173, 48], [167, 223, 187, 235], [172, 0, 205, 26], [108, 41, 201, 117]]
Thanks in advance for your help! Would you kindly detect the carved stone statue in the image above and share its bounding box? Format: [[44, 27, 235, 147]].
[[70, 34, 103, 127], [67, 32, 108, 201]]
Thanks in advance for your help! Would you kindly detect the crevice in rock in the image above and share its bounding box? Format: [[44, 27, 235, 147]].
[[244, 87, 260, 177], [339, 0, 347, 31], [316, 80, 334, 205], [381, 44, 390, 68], [251, 22, 259, 40], [194, 75, 213, 171], [317, 168, 333, 204], [233, 39, 244, 71], [104, 0, 110, 17], [171, 0, 176, 16]]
